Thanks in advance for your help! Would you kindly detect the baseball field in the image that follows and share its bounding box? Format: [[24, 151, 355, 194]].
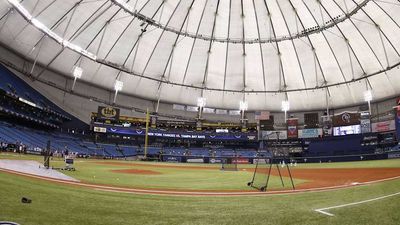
[[1, 153, 400, 225]]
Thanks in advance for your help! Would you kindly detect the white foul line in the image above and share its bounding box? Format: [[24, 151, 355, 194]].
[[315, 191, 400, 216]]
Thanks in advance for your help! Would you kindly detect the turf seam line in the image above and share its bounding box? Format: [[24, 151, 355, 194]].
[[314, 191, 400, 216]]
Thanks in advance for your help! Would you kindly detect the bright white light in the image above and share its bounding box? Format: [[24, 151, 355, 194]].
[[364, 90, 372, 102], [239, 100, 248, 111], [281, 100, 290, 112], [114, 80, 123, 91], [73, 66, 83, 79], [197, 97, 206, 108]]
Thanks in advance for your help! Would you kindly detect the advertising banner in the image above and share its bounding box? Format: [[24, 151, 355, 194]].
[[371, 120, 395, 132], [103, 126, 254, 140], [150, 115, 157, 128], [97, 106, 120, 121], [298, 128, 322, 138], [287, 118, 298, 139], [163, 156, 181, 162], [255, 111, 270, 120], [173, 104, 185, 111], [388, 152, 400, 159], [209, 158, 222, 164], [360, 111, 371, 133], [252, 158, 270, 164], [241, 119, 247, 132], [186, 158, 204, 163], [196, 120, 202, 131], [216, 109, 228, 115], [322, 116, 332, 136], [186, 106, 199, 112], [395, 106, 400, 140], [261, 130, 288, 140], [360, 119, 371, 133], [93, 127, 107, 133], [232, 158, 249, 164], [203, 108, 215, 114]]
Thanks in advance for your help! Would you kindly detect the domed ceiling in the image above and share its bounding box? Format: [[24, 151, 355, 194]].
[[1, 0, 400, 111]]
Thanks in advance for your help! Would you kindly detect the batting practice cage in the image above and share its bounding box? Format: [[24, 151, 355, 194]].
[[247, 157, 295, 191], [221, 157, 238, 171], [219, 149, 240, 171]]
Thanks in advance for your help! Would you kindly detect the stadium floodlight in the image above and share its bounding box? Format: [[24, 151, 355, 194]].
[[197, 97, 206, 108], [239, 100, 248, 111], [281, 100, 290, 112], [113, 80, 123, 103], [282, 100, 290, 122], [364, 90, 373, 115], [364, 90, 373, 102], [71, 66, 83, 91], [73, 66, 83, 79], [114, 80, 124, 92]]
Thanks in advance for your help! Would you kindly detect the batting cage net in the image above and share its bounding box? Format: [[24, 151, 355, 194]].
[[247, 157, 295, 192], [221, 157, 238, 171]]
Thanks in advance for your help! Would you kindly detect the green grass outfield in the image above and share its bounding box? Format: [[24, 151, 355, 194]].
[[0, 153, 305, 190], [1, 153, 400, 224]]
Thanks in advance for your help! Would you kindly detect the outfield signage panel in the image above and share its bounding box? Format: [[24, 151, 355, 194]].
[[103, 126, 255, 141], [252, 158, 269, 164], [261, 130, 288, 140], [209, 158, 222, 164], [388, 152, 400, 159], [232, 158, 249, 164], [93, 126, 107, 133], [287, 118, 298, 139], [186, 158, 204, 163], [371, 120, 395, 132], [298, 129, 322, 138], [360, 119, 371, 133]]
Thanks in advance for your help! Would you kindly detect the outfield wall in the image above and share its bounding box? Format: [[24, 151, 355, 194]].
[[157, 151, 400, 164]]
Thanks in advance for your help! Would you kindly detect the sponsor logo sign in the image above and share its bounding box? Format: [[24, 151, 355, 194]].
[[388, 152, 400, 159], [93, 126, 106, 133], [298, 128, 322, 138], [232, 158, 249, 164], [322, 116, 332, 136], [165, 156, 180, 162], [252, 158, 269, 164], [172, 104, 185, 111], [395, 106, 400, 140], [371, 120, 395, 132], [261, 131, 287, 140], [209, 158, 222, 164], [255, 111, 270, 120], [187, 158, 204, 163], [247, 135, 256, 140], [287, 118, 298, 139], [97, 106, 120, 121], [360, 119, 371, 133]]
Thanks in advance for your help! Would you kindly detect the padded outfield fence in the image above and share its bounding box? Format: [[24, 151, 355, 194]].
[[157, 151, 400, 164]]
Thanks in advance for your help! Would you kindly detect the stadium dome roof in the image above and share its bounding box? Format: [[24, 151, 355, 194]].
[[1, 0, 400, 111]]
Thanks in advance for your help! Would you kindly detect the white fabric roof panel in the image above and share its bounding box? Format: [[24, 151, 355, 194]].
[[0, 0, 399, 112]]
